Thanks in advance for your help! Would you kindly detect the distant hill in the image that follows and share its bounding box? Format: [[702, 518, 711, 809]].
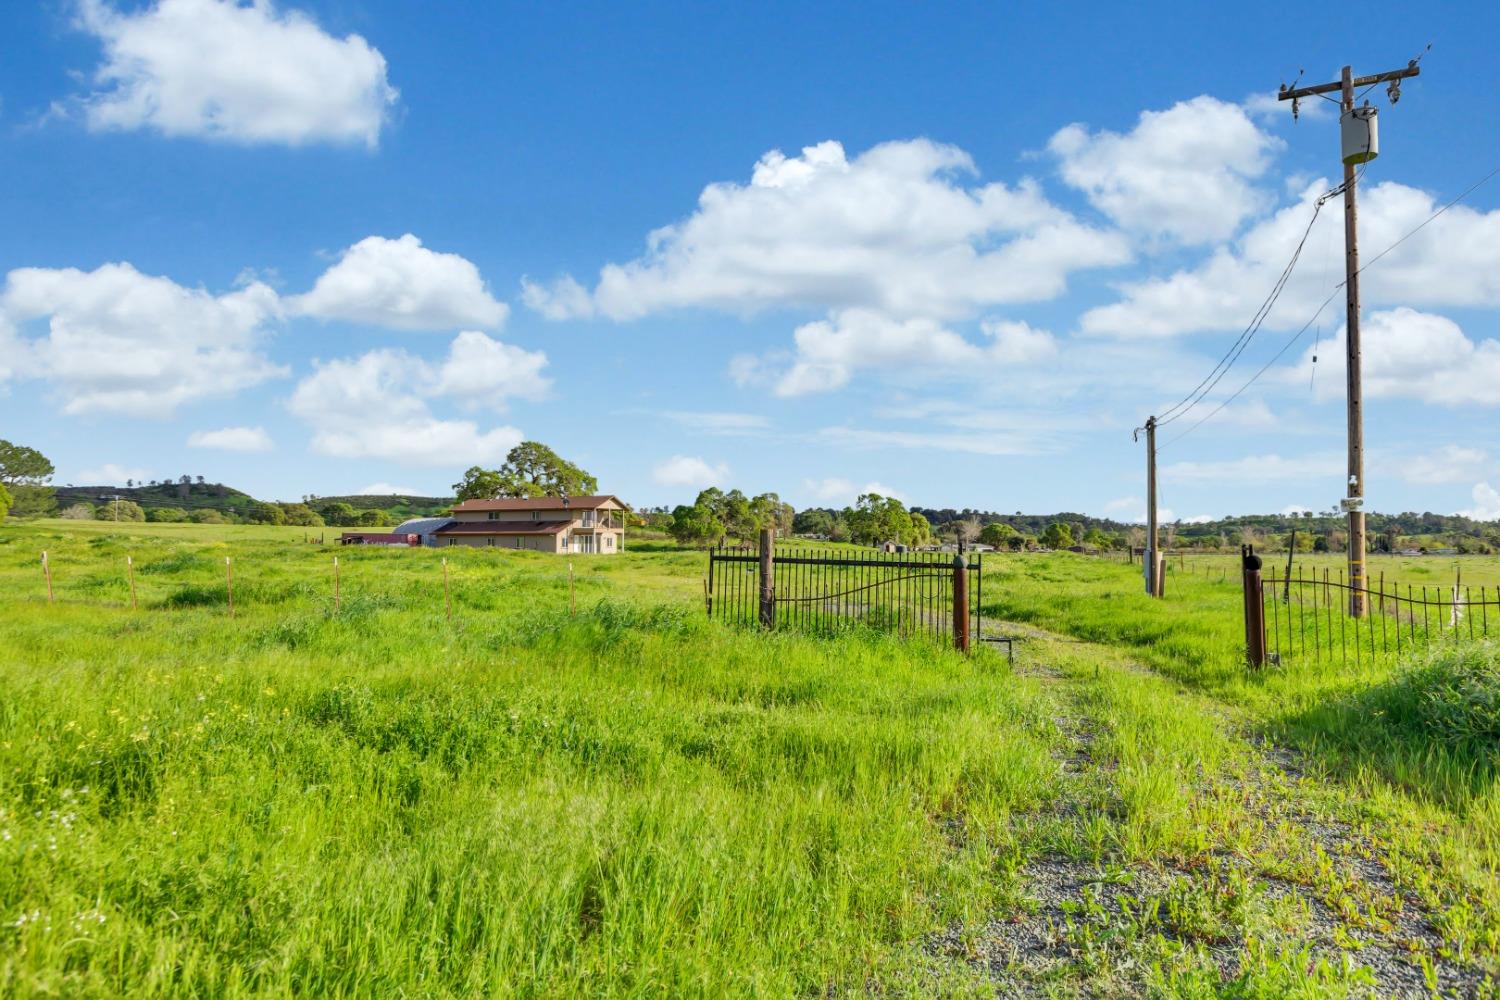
[[53, 483, 455, 518], [56, 480, 257, 515], [308, 495, 455, 518]]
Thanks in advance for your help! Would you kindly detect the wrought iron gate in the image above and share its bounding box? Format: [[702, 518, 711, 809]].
[[707, 537, 981, 650]]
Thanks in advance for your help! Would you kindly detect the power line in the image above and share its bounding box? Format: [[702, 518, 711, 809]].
[[1154, 181, 1345, 428], [1159, 154, 1500, 450]]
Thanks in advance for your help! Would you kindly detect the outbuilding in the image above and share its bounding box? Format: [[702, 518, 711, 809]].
[[393, 517, 455, 547]]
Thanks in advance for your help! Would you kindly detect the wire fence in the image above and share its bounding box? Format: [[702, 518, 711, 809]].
[[1259, 566, 1498, 666]]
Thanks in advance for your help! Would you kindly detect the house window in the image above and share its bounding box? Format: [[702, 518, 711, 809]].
[[488, 511, 499, 520], [531, 510, 539, 520], [581, 510, 595, 527], [447, 538, 457, 546], [487, 538, 495, 547]]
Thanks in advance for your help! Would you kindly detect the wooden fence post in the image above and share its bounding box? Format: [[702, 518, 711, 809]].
[[443, 557, 452, 621], [333, 555, 340, 614], [1241, 545, 1266, 668], [758, 527, 775, 630], [952, 555, 970, 653], [225, 556, 234, 617], [41, 551, 53, 603], [126, 556, 137, 610], [569, 562, 576, 616]]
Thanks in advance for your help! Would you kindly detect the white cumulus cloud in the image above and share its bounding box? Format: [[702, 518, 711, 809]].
[[293, 235, 508, 331], [288, 332, 546, 466], [0, 261, 284, 416], [1394, 445, 1490, 485], [739, 311, 1060, 398], [1084, 179, 1500, 339], [524, 138, 1127, 323], [1460, 483, 1500, 521], [651, 455, 730, 489], [1285, 309, 1500, 407], [187, 426, 273, 452], [75, 0, 397, 147], [1050, 96, 1281, 245]]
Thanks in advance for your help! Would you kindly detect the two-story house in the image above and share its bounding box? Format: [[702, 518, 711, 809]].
[[433, 495, 627, 553]]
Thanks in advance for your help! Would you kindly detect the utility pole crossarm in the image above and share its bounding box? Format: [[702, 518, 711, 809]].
[[1279, 65, 1419, 101]]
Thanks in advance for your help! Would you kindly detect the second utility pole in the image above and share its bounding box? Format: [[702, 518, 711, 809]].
[[1280, 58, 1420, 617], [1144, 416, 1162, 597]]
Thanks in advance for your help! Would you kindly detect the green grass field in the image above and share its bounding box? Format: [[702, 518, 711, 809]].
[[2, 520, 1498, 996]]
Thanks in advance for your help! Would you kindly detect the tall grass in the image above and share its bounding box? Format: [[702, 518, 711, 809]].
[[0, 522, 1057, 996], [4, 524, 1499, 992]]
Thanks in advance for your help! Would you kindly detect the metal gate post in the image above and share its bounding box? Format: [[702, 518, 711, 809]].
[[1242, 545, 1266, 668], [758, 527, 775, 629], [952, 554, 970, 653]]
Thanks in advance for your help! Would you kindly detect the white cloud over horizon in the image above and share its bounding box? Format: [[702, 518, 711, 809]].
[[652, 455, 730, 489], [359, 482, 423, 496], [1460, 483, 1500, 521], [287, 332, 546, 465], [0, 261, 285, 416], [188, 426, 273, 452], [802, 477, 908, 506], [77, 462, 151, 485], [74, 0, 397, 147]]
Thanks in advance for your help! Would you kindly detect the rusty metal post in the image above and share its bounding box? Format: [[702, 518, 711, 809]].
[[952, 554, 970, 653], [758, 527, 775, 629], [1242, 545, 1266, 668]]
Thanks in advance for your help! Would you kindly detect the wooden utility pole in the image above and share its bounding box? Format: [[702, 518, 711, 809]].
[[1280, 59, 1420, 618], [1140, 416, 1163, 597]]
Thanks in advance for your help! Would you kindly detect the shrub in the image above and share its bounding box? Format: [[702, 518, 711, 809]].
[[61, 503, 96, 520], [95, 500, 146, 522], [1374, 643, 1500, 753]]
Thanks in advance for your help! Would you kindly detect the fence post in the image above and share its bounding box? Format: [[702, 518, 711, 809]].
[[1241, 545, 1266, 668], [127, 555, 137, 610], [225, 556, 234, 618], [758, 527, 775, 629], [952, 554, 970, 653], [41, 551, 53, 603]]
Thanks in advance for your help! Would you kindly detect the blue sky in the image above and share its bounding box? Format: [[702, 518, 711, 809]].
[[4, 1, 1500, 521]]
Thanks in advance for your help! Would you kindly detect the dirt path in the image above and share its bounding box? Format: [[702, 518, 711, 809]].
[[929, 623, 1495, 998]]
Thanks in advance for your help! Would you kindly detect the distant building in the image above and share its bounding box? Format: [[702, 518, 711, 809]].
[[339, 532, 420, 547], [434, 496, 628, 553], [393, 517, 455, 547]]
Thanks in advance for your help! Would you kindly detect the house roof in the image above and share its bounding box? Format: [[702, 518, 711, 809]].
[[450, 495, 624, 512], [434, 519, 572, 535], [394, 517, 454, 534]]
